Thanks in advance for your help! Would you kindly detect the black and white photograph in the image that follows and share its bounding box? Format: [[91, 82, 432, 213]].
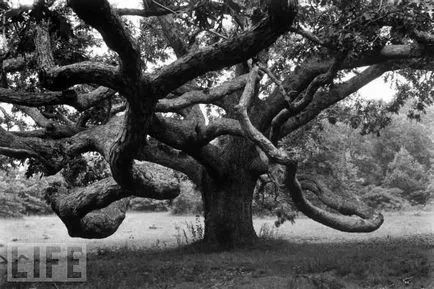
[[0, 0, 433, 288]]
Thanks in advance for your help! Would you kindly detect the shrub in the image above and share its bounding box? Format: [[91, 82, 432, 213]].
[[174, 216, 204, 246], [0, 168, 54, 217], [258, 223, 280, 240], [0, 191, 25, 218], [406, 190, 431, 205], [129, 198, 169, 212], [361, 186, 410, 210], [252, 181, 280, 216], [0, 189, 52, 217], [383, 148, 429, 204]]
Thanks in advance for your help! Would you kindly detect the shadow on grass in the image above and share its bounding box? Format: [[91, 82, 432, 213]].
[[1, 234, 432, 289]]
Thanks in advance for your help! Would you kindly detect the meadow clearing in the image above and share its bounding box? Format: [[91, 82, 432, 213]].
[[0, 211, 432, 289]]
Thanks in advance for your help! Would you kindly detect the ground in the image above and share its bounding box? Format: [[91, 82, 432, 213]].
[[0, 211, 433, 288]]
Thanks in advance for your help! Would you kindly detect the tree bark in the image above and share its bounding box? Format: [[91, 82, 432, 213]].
[[200, 138, 259, 249], [202, 171, 257, 249]]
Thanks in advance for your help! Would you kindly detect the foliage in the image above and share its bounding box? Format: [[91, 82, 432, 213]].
[[0, 0, 433, 245], [129, 197, 169, 212], [170, 180, 203, 215], [129, 179, 203, 214], [253, 177, 298, 225], [62, 153, 110, 186], [279, 105, 434, 209], [0, 164, 55, 217], [383, 147, 430, 204], [258, 223, 280, 240], [360, 186, 410, 211], [174, 215, 204, 246]]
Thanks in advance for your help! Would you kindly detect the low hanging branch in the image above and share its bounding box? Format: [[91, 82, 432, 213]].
[[45, 178, 130, 238], [299, 176, 376, 219], [0, 116, 182, 238], [236, 66, 384, 233], [45, 161, 182, 238]]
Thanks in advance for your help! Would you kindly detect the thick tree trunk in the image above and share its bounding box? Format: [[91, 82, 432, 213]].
[[201, 168, 258, 249]]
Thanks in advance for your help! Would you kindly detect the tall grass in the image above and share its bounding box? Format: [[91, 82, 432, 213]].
[[174, 215, 204, 246]]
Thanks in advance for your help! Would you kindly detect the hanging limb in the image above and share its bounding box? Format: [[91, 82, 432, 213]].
[[236, 66, 384, 233], [235, 66, 294, 164], [45, 160, 181, 238], [0, 115, 182, 238], [275, 163, 384, 232], [45, 178, 130, 238], [298, 176, 376, 219]]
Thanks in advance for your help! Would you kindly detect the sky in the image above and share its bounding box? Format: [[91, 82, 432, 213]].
[[10, 0, 141, 8], [7, 0, 397, 102], [359, 77, 395, 102]]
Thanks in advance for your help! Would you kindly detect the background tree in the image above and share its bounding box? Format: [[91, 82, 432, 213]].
[[280, 105, 434, 210], [0, 0, 433, 248]]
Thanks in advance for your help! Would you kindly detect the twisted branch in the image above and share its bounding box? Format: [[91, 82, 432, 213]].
[[236, 66, 384, 232]]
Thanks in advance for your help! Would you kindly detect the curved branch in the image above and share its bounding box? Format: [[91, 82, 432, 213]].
[[108, 102, 153, 189], [288, 54, 344, 111], [68, 0, 142, 79], [269, 55, 344, 143], [35, 21, 55, 70], [16, 106, 50, 127], [281, 63, 391, 136], [40, 61, 121, 91], [0, 87, 115, 111], [16, 105, 81, 138], [235, 67, 292, 164], [277, 164, 384, 232], [235, 66, 384, 233], [45, 161, 181, 239], [380, 44, 434, 59], [152, 3, 298, 96], [259, 43, 434, 131], [2, 53, 37, 73], [45, 178, 129, 238], [0, 88, 75, 106], [0, 147, 38, 159], [289, 26, 332, 48], [199, 118, 244, 144], [0, 128, 86, 174], [74, 87, 116, 111], [158, 15, 188, 57], [66, 1, 154, 197], [138, 140, 203, 185], [156, 74, 249, 112], [299, 177, 376, 219], [150, 115, 226, 178], [269, 109, 291, 145]]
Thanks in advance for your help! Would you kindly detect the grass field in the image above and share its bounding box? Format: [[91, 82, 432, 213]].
[[0, 211, 433, 288]]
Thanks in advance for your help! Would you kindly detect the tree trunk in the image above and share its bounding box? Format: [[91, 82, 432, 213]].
[[201, 168, 258, 249]]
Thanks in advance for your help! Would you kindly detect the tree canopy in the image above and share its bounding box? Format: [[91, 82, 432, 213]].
[[0, 0, 433, 247]]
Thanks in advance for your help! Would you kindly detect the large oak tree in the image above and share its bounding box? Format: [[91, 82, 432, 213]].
[[0, 0, 433, 247]]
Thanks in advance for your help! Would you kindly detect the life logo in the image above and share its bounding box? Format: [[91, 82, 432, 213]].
[[6, 243, 86, 282]]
